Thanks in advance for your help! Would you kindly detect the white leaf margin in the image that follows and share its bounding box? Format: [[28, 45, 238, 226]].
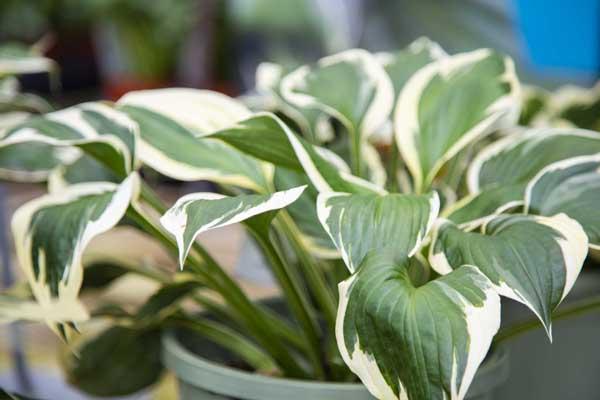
[[10, 173, 140, 327], [524, 154, 600, 250], [395, 49, 520, 192], [160, 185, 307, 268]]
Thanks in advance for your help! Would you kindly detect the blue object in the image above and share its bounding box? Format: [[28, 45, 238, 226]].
[[513, 0, 600, 76]]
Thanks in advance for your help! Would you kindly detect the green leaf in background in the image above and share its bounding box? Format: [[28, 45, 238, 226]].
[[519, 85, 550, 126], [161, 185, 306, 268], [210, 112, 383, 194], [281, 49, 394, 176], [317, 191, 439, 272], [395, 49, 520, 192], [255, 62, 333, 143], [0, 42, 57, 76], [430, 214, 588, 337], [273, 168, 338, 258], [337, 252, 500, 400], [378, 37, 446, 104], [525, 155, 600, 249], [468, 128, 600, 192], [547, 83, 600, 130], [64, 325, 163, 396], [11, 174, 139, 336], [119, 104, 270, 192], [136, 280, 202, 321], [444, 183, 525, 226], [0, 103, 137, 180], [48, 154, 119, 193]]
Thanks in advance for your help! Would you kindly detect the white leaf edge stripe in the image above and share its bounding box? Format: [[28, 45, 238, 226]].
[[117, 88, 252, 135], [429, 213, 588, 338], [254, 112, 386, 194], [316, 191, 439, 273], [1, 102, 138, 174], [395, 49, 520, 191], [280, 48, 394, 139], [467, 128, 600, 193], [336, 265, 500, 400], [0, 56, 57, 75], [161, 185, 307, 268], [524, 154, 600, 250], [10, 173, 139, 325]]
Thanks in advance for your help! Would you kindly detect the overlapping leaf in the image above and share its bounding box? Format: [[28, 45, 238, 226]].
[[430, 214, 588, 336], [525, 155, 600, 249], [317, 191, 439, 272], [337, 253, 500, 400], [395, 49, 520, 192], [209, 112, 383, 194]]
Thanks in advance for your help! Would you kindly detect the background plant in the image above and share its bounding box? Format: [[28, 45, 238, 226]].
[[1, 38, 599, 400]]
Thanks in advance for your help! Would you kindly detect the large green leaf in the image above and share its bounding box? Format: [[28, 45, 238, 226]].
[[430, 214, 588, 336], [395, 49, 520, 192], [48, 154, 119, 193], [281, 49, 393, 176], [317, 191, 439, 272], [210, 112, 382, 194], [468, 128, 600, 192], [338, 252, 500, 400], [525, 155, 600, 249], [64, 325, 163, 396], [11, 174, 139, 334], [119, 104, 269, 191], [161, 186, 306, 267]]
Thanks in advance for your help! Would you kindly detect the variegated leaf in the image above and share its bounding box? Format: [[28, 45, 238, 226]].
[[118, 88, 251, 135], [0, 103, 137, 180], [209, 112, 383, 194], [0, 42, 57, 76], [11, 174, 139, 333], [118, 104, 270, 192], [395, 49, 520, 192], [317, 191, 439, 272], [0, 294, 87, 324], [525, 155, 600, 249], [161, 186, 306, 268], [281, 49, 394, 176], [468, 128, 600, 192], [429, 214, 588, 337], [338, 252, 500, 400]]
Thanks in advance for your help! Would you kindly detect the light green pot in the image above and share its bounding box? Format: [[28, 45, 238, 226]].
[[162, 306, 510, 400]]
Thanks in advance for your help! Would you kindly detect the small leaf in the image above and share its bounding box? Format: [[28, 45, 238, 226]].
[[317, 191, 439, 272], [525, 155, 600, 249], [395, 49, 520, 191], [338, 253, 500, 400], [430, 214, 588, 337], [11, 174, 139, 334], [136, 280, 202, 320], [64, 325, 162, 396], [161, 186, 306, 268]]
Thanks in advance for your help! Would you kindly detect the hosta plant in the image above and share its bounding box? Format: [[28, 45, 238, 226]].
[[1, 38, 598, 400]]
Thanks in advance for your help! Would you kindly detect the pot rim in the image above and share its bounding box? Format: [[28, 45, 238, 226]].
[[162, 328, 509, 398]]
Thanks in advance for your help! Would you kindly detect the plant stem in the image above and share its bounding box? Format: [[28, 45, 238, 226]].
[[493, 295, 600, 344], [275, 212, 337, 331], [126, 204, 309, 378], [250, 228, 326, 379]]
